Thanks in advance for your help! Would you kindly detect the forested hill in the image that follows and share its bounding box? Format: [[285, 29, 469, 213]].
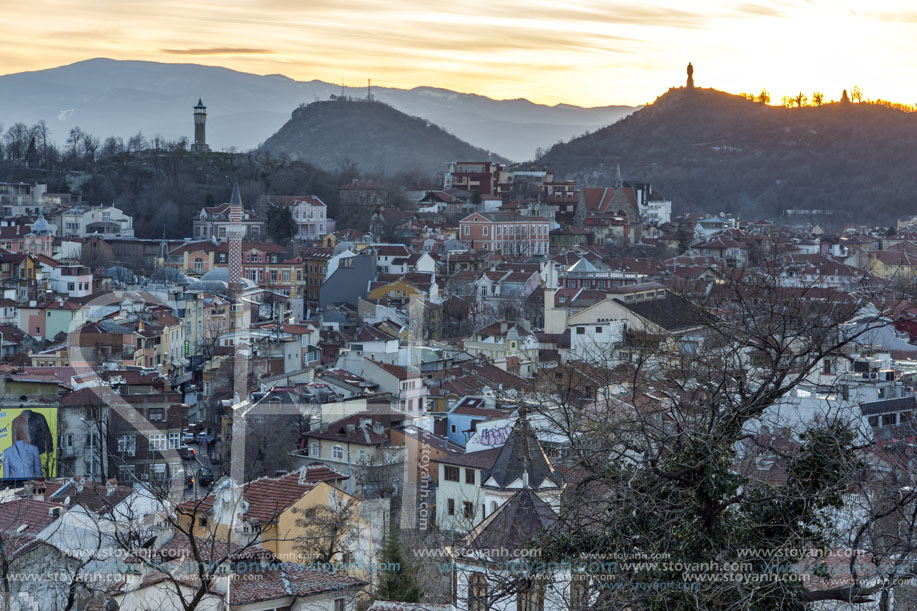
[[259, 99, 507, 175], [538, 87, 917, 224]]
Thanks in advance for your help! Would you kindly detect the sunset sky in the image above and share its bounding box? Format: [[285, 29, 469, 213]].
[[2, 0, 915, 107]]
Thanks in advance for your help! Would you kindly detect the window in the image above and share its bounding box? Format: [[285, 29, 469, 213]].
[[451, 424, 456, 433], [447, 498, 455, 515], [117, 434, 136, 456], [444, 466, 459, 482], [169, 433, 181, 449], [882, 413, 897, 427], [464, 226, 469, 236], [571, 578, 590, 609], [198, 515, 208, 527], [359, 449, 367, 463], [151, 463, 167, 482], [465, 468, 475, 484], [310, 443, 320, 457], [149, 408, 165, 421], [119, 464, 135, 481], [219, 227, 226, 238], [596, 326, 603, 333], [332, 445, 344, 460], [149, 434, 167, 451], [468, 573, 487, 611], [576, 327, 585, 335], [868, 415, 879, 427], [334, 599, 345, 611], [283, 270, 290, 283], [463, 501, 474, 519], [270, 269, 278, 282], [483, 226, 488, 236], [67, 282, 75, 291], [194, 258, 203, 272], [517, 580, 544, 611], [219, 253, 227, 263]]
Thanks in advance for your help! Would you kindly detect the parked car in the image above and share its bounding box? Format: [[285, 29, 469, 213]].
[[182, 431, 195, 444], [196, 431, 209, 444]]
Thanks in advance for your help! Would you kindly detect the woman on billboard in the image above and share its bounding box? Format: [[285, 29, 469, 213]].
[[2, 410, 52, 479]]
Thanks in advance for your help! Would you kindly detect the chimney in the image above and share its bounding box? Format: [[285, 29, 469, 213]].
[[373, 421, 384, 435], [32, 481, 46, 501]]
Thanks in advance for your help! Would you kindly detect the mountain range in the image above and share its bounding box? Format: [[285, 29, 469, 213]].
[[539, 87, 917, 223], [0, 58, 634, 161]]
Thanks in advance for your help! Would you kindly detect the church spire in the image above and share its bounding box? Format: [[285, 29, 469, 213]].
[[614, 163, 624, 189]]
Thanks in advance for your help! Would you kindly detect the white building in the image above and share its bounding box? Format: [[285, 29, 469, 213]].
[[56, 204, 135, 238], [289, 196, 333, 241], [49, 264, 93, 298]]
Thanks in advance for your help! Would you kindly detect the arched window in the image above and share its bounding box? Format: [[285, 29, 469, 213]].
[[468, 572, 487, 611], [517, 579, 544, 611], [570, 577, 590, 610]]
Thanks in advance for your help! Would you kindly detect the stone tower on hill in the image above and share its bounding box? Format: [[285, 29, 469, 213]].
[[192, 99, 210, 153]]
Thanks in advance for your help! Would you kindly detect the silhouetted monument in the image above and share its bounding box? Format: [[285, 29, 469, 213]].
[[686, 62, 695, 89], [840, 89, 850, 104]]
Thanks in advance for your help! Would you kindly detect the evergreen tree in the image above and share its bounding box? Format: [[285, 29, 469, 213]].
[[266, 205, 297, 244], [374, 523, 422, 603]]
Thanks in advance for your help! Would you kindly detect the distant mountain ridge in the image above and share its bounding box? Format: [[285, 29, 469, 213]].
[[259, 99, 504, 175], [0, 58, 635, 160], [538, 87, 917, 223]]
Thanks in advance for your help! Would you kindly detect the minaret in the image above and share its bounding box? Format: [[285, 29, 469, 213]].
[[226, 180, 245, 298], [192, 99, 210, 153]]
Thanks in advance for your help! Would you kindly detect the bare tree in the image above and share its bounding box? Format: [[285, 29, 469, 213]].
[[497, 273, 917, 608]]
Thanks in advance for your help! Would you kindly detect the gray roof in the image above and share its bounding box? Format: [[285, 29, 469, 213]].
[[615, 295, 708, 332], [483, 413, 557, 489], [463, 488, 557, 555]]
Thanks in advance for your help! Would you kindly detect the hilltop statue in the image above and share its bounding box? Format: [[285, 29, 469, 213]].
[[840, 89, 850, 104], [686, 62, 695, 89]]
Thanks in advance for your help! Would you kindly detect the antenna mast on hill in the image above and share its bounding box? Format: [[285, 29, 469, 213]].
[[367, 78, 373, 102]]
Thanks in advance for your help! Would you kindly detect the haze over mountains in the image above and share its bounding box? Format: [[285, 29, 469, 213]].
[[0, 58, 634, 161], [539, 87, 917, 223]]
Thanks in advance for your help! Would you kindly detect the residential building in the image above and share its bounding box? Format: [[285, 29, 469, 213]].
[[55, 205, 135, 238], [459, 211, 551, 257], [193, 203, 266, 242]]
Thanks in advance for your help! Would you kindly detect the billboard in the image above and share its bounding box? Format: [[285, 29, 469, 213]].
[[0, 407, 57, 479]]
